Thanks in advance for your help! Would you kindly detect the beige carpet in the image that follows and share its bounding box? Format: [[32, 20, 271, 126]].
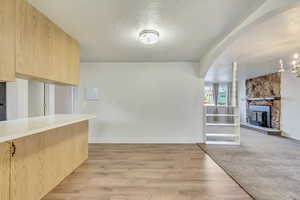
[[199, 128, 300, 200]]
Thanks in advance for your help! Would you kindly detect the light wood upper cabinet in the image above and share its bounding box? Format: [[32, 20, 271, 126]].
[[16, 0, 52, 81], [0, 142, 11, 200], [67, 36, 80, 85], [16, 0, 80, 85], [50, 23, 80, 85], [0, 0, 16, 82]]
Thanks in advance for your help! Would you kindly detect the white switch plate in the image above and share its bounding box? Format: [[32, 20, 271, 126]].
[[85, 88, 99, 101]]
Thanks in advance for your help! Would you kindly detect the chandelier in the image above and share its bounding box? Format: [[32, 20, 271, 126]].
[[278, 53, 300, 77]]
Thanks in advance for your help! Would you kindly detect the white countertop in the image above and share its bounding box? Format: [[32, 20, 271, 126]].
[[0, 114, 95, 143]]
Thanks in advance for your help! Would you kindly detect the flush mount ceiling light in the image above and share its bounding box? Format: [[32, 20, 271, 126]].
[[139, 30, 160, 45]]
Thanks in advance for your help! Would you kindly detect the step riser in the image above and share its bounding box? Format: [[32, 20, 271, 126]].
[[205, 126, 238, 134], [206, 107, 235, 115], [206, 117, 235, 124], [206, 137, 237, 142], [205, 141, 240, 145]]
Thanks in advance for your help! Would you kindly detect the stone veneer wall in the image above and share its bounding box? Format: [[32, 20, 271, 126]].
[[246, 73, 281, 129]]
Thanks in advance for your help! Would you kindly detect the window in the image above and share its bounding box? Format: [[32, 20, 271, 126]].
[[204, 83, 228, 106], [217, 85, 227, 106], [204, 85, 214, 105]]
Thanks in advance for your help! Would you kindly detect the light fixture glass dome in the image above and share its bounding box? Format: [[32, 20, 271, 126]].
[[139, 30, 159, 45]]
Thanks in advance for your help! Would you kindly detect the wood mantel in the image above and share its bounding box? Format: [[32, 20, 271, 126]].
[[246, 96, 281, 101]]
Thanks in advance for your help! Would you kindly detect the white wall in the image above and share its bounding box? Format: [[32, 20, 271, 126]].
[[281, 72, 300, 140], [28, 81, 45, 117], [55, 85, 75, 114], [45, 83, 55, 115], [6, 79, 28, 120], [79, 62, 204, 143]]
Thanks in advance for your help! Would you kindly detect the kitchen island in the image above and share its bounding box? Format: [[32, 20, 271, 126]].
[[0, 114, 95, 200]]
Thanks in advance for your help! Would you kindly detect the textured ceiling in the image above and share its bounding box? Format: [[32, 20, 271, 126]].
[[205, 5, 300, 82], [28, 0, 264, 62]]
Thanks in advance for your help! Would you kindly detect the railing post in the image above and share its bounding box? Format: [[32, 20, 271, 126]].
[[232, 62, 238, 107]]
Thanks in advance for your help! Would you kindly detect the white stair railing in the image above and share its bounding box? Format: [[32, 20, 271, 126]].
[[204, 105, 240, 145], [203, 62, 240, 145]]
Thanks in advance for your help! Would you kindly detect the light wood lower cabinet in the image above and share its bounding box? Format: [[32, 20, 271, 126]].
[[10, 121, 88, 200], [0, 142, 11, 200]]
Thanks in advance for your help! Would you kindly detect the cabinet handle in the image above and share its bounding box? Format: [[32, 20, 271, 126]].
[[11, 142, 16, 157]]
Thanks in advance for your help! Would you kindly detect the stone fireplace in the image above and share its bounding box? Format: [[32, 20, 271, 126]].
[[246, 73, 281, 130]]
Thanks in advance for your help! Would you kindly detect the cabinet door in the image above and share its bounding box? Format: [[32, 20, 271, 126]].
[[51, 24, 80, 85], [10, 121, 88, 200], [16, 0, 52, 81], [10, 133, 44, 200], [0, 142, 11, 200], [51, 25, 67, 84], [69, 38, 80, 85], [0, 0, 16, 82], [16, 0, 80, 85]]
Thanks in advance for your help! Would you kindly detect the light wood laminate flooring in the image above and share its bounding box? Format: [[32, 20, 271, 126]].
[[43, 144, 252, 200]]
